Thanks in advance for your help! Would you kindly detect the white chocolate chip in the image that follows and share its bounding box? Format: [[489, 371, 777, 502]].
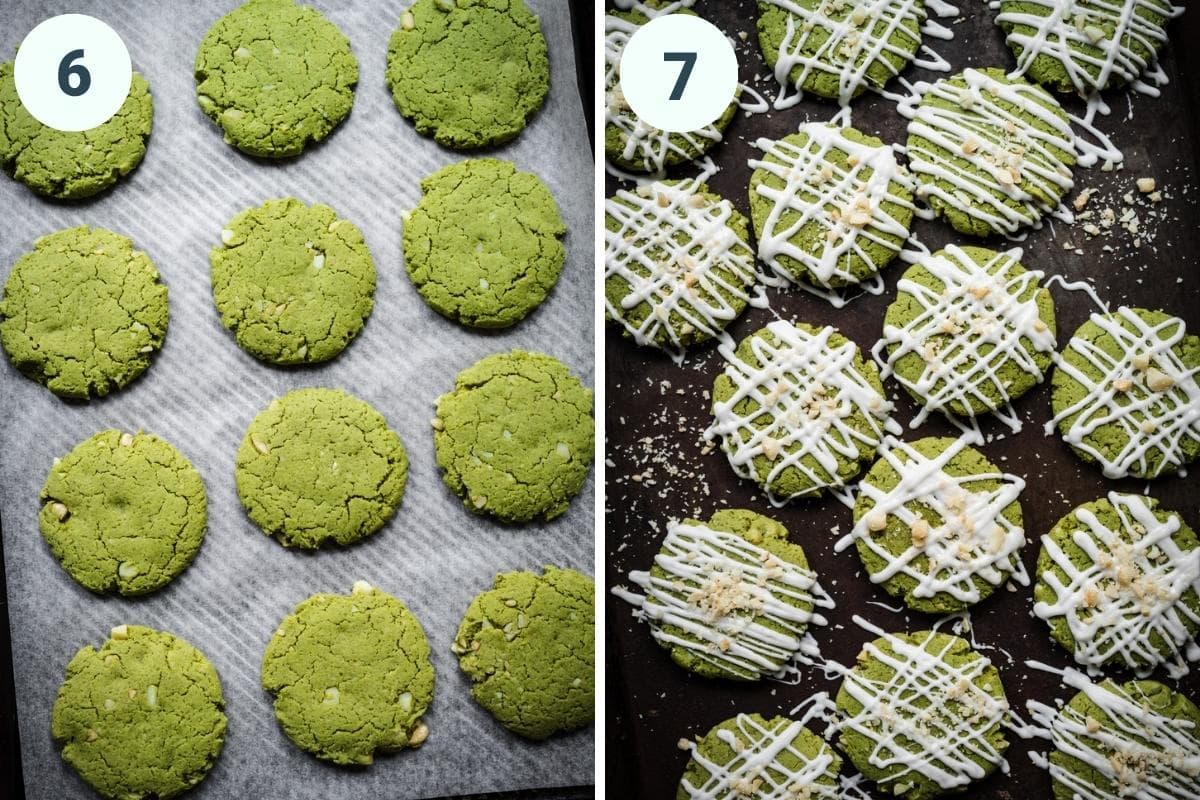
[[431, 417, 444, 431], [399, 692, 413, 713], [221, 229, 235, 245], [409, 721, 429, 746], [401, 11, 415, 29], [323, 687, 340, 705], [251, 434, 270, 455], [50, 502, 69, 521], [119, 432, 134, 447], [312, 254, 325, 270], [118, 562, 139, 580], [146, 685, 157, 709], [351, 580, 374, 595], [111, 625, 129, 641]]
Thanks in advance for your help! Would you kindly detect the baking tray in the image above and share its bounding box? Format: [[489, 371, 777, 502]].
[[605, 2, 1200, 798]]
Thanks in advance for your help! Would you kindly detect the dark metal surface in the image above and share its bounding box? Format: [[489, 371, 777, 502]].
[[605, 2, 1200, 798]]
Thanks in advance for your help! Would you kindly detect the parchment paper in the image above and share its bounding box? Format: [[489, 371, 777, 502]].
[[0, 2, 594, 797]]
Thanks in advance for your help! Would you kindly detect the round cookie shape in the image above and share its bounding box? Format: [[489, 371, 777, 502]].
[[836, 628, 1010, 799], [453, 566, 594, 740], [1048, 306, 1200, 480], [995, 0, 1177, 95], [709, 320, 894, 501], [677, 713, 842, 799], [840, 437, 1027, 614], [51, 625, 226, 800], [749, 124, 916, 293], [1034, 493, 1200, 678], [615, 509, 832, 681], [262, 581, 434, 765], [878, 245, 1057, 426], [0, 63, 152, 199], [0, 226, 168, 399], [386, 0, 549, 150], [604, 178, 757, 353], [433, 350, 594, 523], [403, 159, 565, 328], [235, 388, 408, 548], [211, 198, 376, 364], [905, 67, 1076, 237], [40, 430, 207, 596], [756, 0, 926, 105], [195, 0, 358, 158]]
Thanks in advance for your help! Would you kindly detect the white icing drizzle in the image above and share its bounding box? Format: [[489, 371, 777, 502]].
[[899, 67, 1078, 233], [707, 320, 899, 504], [1044, 306, 1200, 479], [834, 435, 1029, 604], [873, 244, 1057, 439], [604, 178, 761, 362], [1034, 492, 1200, 679], [612, 520, 834, 681]]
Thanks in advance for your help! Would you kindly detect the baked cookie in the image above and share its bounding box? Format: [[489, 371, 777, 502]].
[[709, 321, 894, 501], [0, 62, 152, 199], [386, 0, 549, 149], [235, 388, 408, 548], [1034, 493, 1200, 678], [836, 628, 1010, 799], [211, 198, 375, 364], [40, 430, 206, 596], [905, 67, 1076, 236], [51, 625, 226, 800], [262, 581, 434, 765], [839, 436, 1027, 614], [403, 159, 565, 328], [453, 566, 594, 740], [749, 124, 915, 293], [604, 179, 757, 353], [195, 0, 357, 157], [1048, 306, 1200, 480], [677, 713, 842, 799], [0, 226, 168, 399], [615, 509, 832, 681], [433, 350, 594, 523]]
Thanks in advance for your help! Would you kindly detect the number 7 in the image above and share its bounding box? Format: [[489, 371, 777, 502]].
[[663, 52, 697, 101]]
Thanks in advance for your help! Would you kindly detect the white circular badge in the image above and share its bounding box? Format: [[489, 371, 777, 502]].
[[14, 14, 133, 132], [618, 13, 738, 134]]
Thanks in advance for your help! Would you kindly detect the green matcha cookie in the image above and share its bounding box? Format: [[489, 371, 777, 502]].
[[709, 320, 894, 501], [0, 62, 152, 199], [40, 430, 206, 596], [0, 226, 168, 399], [615, 509, 831, 681], [433, 350, 594, 523], [905, 67, 1076, 237], [211, 198, 375, 363], [386, 0, 549, 150], [52, 625, 226, 800], [1034, 493, 1200, 678], [235, 388, 408, 548], [195, 0, 357, 158], [453, 566, 594, 740], [604, 179, 757, 352], [1048, 306, 1200, 480], [677, 713, 841, 799], [403, 159, 565, 328], [262, 581, 434, 765], [836, 628, 1010, 799]]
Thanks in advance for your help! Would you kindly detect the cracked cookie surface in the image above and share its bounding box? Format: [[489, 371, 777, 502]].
[[194, 0, 357, 158], [0, 226, 168, 399], [433, 350, 594, 523], [0, 62, 152, 199], [236, 388, 408, 548], [261, 581, 434, 765], [40, 430, 207, 596], [453, 566, 594, 739], [212, 198, 375, 363], [404, 159, 564, 328], [386, 0, 550, 149], [51, 625, 226, 800]]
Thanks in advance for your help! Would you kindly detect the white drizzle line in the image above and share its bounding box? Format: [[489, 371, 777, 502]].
[[1035, 492, 1200, 679], [834, 435, 1029, 605], [1045, 306, 1200, 479], [873, 244, 1057, 441], [612, 520, 834, 681], [707, 320, 899, 504], [1044, 272, 1109, 312], [604, 178, 763, 363]]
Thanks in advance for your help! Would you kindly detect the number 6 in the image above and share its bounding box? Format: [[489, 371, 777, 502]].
[[58, 49, 91, 97]]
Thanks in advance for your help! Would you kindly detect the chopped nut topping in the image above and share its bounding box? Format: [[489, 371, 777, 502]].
[[1136, 177, 1156, 193], [1145, 367, 1175, 392]]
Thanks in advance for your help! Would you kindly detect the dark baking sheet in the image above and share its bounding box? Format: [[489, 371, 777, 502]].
[[605, 2, 1200, 798]]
